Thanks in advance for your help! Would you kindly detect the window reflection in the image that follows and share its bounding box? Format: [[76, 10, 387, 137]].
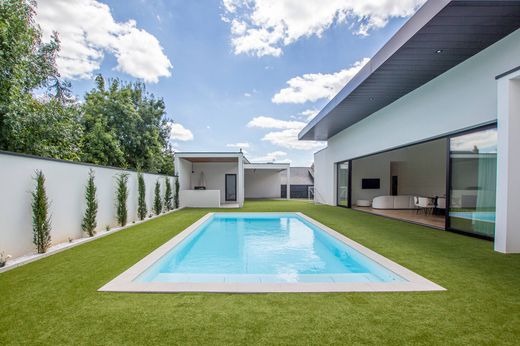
[[449, 128, 497, 237], [337, 162, 349, 207]]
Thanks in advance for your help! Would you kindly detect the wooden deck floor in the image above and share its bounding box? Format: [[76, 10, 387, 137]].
[[352, 206, 446, 229]]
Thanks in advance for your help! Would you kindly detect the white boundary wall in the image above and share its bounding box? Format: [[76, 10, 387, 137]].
[[0, 152, 174, 258]]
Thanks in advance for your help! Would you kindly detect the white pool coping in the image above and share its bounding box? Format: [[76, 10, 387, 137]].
[[99, 212, 445, 293]]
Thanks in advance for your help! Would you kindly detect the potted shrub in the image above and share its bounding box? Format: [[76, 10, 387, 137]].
[[0, 252, 11, 268]]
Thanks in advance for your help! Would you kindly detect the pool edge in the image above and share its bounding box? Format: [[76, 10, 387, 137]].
[[99, 212, 446, 293]]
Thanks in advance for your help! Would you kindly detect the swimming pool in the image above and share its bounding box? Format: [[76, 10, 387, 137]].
[[101, 213, 444, 293]]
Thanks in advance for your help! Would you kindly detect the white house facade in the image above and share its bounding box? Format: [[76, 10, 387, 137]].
[[298, 0, 520, 253]]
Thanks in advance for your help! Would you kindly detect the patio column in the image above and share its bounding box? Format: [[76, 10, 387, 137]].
[[495, 68, 520, 253], [237, 156, 244, 207], [286, 167, 290, 200]]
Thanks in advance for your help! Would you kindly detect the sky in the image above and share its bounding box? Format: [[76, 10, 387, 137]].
[[35, 0, 426, 166]]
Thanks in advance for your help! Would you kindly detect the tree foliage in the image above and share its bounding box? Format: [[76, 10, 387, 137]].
[[0, 2, 175, 175], [154, 179, 162, 215], [137, 172, 147, 220], [164, 177, 173, 211], [0, 1, 83, 160], [115, 172, 129, 226], [32, 170, 51, 253], [174, 177, 180, 209], [81, 76, 174, 174], [82, 169, 98, 236]]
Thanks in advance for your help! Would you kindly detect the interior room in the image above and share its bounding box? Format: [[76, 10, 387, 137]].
[[347, 138, 448, 228]]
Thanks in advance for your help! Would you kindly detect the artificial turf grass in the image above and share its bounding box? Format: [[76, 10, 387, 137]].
[[1, 200, 520, 345]]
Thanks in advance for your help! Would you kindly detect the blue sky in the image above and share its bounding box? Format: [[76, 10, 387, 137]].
[[36, 0, 425, 166]]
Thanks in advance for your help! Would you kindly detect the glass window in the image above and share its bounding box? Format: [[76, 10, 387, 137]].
[[337, 162, 349, 207], [449, 128, 497, 237]]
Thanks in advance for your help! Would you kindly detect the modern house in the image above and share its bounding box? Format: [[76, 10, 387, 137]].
[[174, 152, 290, 208], [298, 0, 520, 253], [281, 167, 315, 199]]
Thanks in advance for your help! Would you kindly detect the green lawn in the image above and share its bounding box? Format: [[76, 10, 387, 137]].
[[1, 200, 520, 345]]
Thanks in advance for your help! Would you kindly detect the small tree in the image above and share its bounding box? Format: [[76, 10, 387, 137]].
[[154, 179, 162, 215], [32, 170, 51, 253], [174, 176, 180, 209], [164, 177, 172, 211], [137, 172, 147, 220], [115, 172, 129, 226], [82, 169, 98, 236]]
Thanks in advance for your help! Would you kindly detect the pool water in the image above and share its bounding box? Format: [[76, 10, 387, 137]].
[[136, 213, 404, 284]]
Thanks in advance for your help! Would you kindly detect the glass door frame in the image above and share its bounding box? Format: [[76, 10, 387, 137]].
[[225, 174, 237, 202], [445, 123, 497, 240], [336, 160, 352, 208], [332, 122, 497, 241]]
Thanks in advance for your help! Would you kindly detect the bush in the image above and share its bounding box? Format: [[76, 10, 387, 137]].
[[154, 179, 162, 215], [32, 170, 52, 253], [174, 176, 180, 209], [115, 172, 129, 226], [82, 169, 98, 236], [137, 172, 147, 220], [164, 177, 172, 211]]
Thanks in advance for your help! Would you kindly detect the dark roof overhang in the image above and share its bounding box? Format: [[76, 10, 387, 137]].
[[299, 0, 520, 141]]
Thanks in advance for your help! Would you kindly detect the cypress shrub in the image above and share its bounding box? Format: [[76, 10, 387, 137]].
[[174, 176, 180, 209], [137, 172, 147, 220], [32, 170, 51, 253], [154, 179, 162, 215], [82, 169, 98, 236], [164, 177, 172, 211], [115, 172, 129, 226]]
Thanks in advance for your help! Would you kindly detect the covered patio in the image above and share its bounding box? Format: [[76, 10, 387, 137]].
[[244, 162, 290, 200], [174, 152, 291, 208], [175, 152, 244, 208]]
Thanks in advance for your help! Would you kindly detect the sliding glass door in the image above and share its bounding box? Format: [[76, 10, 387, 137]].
[[337, 161, 350, 207], [448, 127, 497, 238]]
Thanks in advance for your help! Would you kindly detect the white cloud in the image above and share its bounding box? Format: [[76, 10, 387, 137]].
[[247, 116, 304, 130], [247, 116, 325, 150], [227, 142, 251, 148], [36, 0, 172, 83], [222, 0, 426, 57], [272, 58, 369, 104], [262, 128, 325, 150], [244, 92, 252, 97], [170, 123, 194, 141], [251, 151, 290, 163]]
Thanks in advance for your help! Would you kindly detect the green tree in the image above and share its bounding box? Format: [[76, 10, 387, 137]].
[[137, 172, 147, 220], [174, 177, 180, 209], [82, 169, 98, 236], [115, 172, 129, 226], [0, 2, 175, 172], [0, 0, 59, 117], [32, 170, 51, 253], [164, 177, 173, 211], [81, 76, 173, 174], [154, 179, 162, 215], [0, 1, 82, 159]]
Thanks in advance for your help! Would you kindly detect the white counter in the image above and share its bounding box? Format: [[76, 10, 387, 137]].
[[180, 190, 220, 208]]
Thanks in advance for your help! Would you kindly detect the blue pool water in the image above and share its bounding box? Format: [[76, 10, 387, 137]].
[[451, 211, 496, 223], [136, 213, 404, 284]]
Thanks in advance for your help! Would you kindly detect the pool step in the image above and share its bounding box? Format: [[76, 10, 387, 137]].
[[152, 273, 384, 283]]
